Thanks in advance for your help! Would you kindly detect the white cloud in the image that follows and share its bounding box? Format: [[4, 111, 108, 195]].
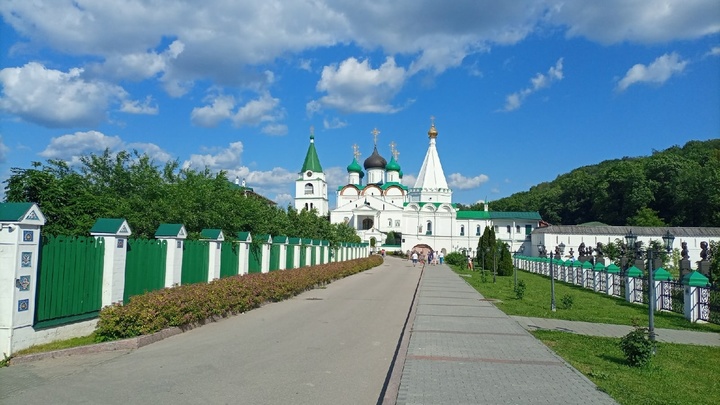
[[502, 58, 564, 111], [262, 124, 288, 136], [0, 63, 125, 127], [616, 53, 687, 92], [401, 174, 417, 188], [705, 46, 720, 57], [323, 117, 348, 130], [126, 142, 174, 162], [39, 131, 124, 161], [120, 96, 159, 115], [548, 0, 720, 44], [274, 193, 294, 207], [0, 136, 9, 163], [310, 57, 408, 114], [191, 95, 236, 127], [38, 130, 172, 166], [448, 173, 490, 190], [183, 141, 244, 170], [233, 92, 284, 127]]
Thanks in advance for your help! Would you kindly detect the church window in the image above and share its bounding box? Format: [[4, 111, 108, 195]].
[[310, 203, 314, 210], [305, 203, 309, 210], [426, 221, 432, 235], [362, 218, 374, 230], [494, 225, 499, 233], [460, 225, 465, 236], [525, 225, 532, 235], [395, 220, 400, 227], [516, 225, 521, 233], [476, 225, 481, 236], [304, 183, 314, 195], [388, 218, 392, 227], [506, 225, 511, 234]]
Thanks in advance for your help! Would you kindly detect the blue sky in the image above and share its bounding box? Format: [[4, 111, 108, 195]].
[[1, 1, 718, 209]]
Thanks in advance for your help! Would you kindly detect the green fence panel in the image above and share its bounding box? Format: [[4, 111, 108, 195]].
[[310, 247, 317, 266], [181, 240, 209, 284], [299, 246, 307, 267], [124, 238, 167, 302], [269, 245, 281, 271], [220, 242, 239, 278], [285, 246, 295, 269], [248, 245, 262, 273], [35, 235, 104, 328]]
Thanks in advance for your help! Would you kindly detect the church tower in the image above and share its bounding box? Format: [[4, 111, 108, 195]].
[[363, 128, 387, 185], [408, 119, 452, 203], [295, 127, 329, 215]]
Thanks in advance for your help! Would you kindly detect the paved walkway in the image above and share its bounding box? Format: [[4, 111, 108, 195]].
[[393, 263, 618, 405], [512, 316, 720, 346]]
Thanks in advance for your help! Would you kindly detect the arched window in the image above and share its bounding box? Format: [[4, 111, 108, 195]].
[[426, 221, 432, 235], [388, 218, 393, 227], [395, 220, 401, 227], [476, 225, 481, 236], [304, 183, 314, 195], [310, 203, 314, 210], [460, 225, 465, 236], [304, 203, 309, 210], [362, 218, 374, 230]]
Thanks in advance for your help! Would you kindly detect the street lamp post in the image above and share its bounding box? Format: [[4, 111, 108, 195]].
[[625, 230, 675, 347], [493, 245, 498, 284], [514, 245, 525, 289], [538, 242, 565, 311]]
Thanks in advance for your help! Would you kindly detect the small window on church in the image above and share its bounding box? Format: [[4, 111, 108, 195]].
[[395, 220, 400, 227], [388, 218, 392, 227], [460, 225, 465, 236], [494, 225, 499, 233], [426, 221, 432, 235], [506, 225, 511, 234], [476, 225, 481, 236], [516, 225, 521, 233], [304, 183, 314, 195]]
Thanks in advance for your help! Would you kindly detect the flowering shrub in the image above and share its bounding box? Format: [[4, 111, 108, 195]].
[[95, 256, 382, 341]]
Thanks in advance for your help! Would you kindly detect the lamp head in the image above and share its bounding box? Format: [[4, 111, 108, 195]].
[[662, 230, 675, 253], [558, 242, 566, 255], [625, 230, 637, 248]]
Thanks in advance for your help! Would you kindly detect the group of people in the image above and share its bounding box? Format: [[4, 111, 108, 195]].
[[409, 250, 444, 267]]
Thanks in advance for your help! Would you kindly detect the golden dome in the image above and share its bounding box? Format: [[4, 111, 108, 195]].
[[428, 122, 438, 139]]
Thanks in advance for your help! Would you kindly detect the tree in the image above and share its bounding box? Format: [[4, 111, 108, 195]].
[[476, 226, 496, 271], [385, 231, 396, 245], [628, 207, 666, 227], [497, 243, 513, 276]]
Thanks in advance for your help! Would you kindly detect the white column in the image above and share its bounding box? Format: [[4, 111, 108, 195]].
[[160, 238, 184, 287]]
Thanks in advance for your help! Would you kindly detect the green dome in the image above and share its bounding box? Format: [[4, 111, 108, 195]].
[[346, 157, 363, 173], [386, 156, 401, 172], [399, 169, 403, 178]]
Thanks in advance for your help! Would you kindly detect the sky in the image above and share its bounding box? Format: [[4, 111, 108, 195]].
[[1, 1, 719, 210]]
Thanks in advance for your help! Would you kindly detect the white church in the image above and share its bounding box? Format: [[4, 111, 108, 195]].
[[294, 120, 542, 256]]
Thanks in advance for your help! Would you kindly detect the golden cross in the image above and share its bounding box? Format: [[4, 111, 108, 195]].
[[371, 127, 380, 145], [389, 141, 396, 154], [430, 115, 435, 126], [352, 144, 361, 160], [392, 148, 400, 161]]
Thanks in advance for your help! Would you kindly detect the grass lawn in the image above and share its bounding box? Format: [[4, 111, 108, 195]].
[[533, 330, 720, 405], [453, 266, 720, 333], [12, 334, 98, 357]]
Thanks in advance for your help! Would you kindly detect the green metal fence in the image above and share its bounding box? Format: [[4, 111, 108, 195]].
[[248, 244, 262, 273], [35, 235, 105, 328], [124, 238, 167, 302], [269, 244, 281, 271], [181, 240, 209, 284], [220, 241, 239, 278], [286, 245, 295, 269]]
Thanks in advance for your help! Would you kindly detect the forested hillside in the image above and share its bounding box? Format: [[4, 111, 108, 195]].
[[3, 149, 360, 242], [471, 139, 720, 227]]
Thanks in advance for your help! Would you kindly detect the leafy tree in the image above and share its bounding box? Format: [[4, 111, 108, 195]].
[[497, 242, 513, 276], [628, 207, 666, 227]]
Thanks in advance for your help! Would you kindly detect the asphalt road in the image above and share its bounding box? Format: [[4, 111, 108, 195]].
[[0, 257, 421, 405]]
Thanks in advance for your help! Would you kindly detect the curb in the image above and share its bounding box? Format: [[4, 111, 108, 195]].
[[9, 327, 184, 365]]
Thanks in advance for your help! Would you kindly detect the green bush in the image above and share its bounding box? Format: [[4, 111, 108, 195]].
[[514, 280, 526, 299], [560, 294, 574, 310], [95, 256, 382, 341], [445, 251, 466, 266], [619, 321, 654, 368]]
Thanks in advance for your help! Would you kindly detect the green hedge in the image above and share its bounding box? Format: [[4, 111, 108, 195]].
[[95, 256, 382, 341]]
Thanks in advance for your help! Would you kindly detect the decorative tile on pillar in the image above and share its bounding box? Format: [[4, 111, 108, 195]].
[[117, 239, 124, 248], [21, 252, 32, 267], [25, 210, 39, 220], [23, 230, 34, 242], [18, 299, 29, 312], [16, 275, 31, 291]]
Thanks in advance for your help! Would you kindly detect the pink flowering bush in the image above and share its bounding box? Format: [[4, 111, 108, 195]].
[[95, 256, 382, 341]]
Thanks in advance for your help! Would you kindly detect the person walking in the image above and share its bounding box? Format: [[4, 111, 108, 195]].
[[411, 251, 418, 267], [438, 251, 444, 265], [428, 251, 434, 266]]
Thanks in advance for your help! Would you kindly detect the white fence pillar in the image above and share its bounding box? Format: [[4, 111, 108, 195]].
[[155, 224, 187, 287], [0, 203, 46, 357], [200, 229, 224, 281], [90, 218, 132, 307]]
